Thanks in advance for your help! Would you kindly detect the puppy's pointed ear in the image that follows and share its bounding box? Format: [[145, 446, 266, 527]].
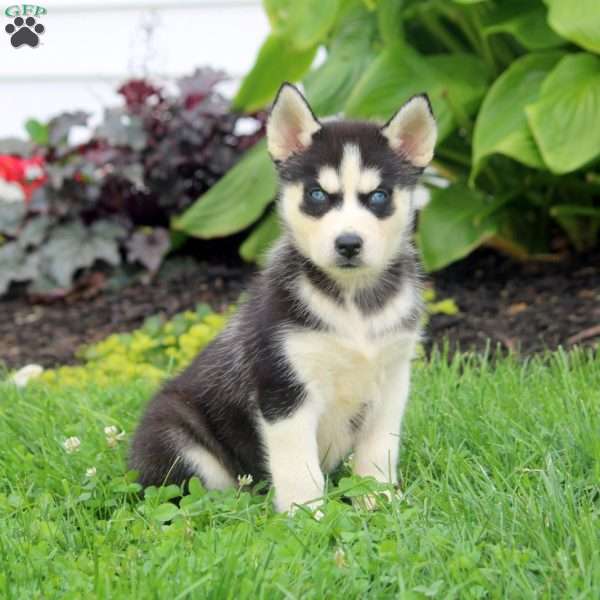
[[267, 83, 321, 162], [381, 94, 437, 167]]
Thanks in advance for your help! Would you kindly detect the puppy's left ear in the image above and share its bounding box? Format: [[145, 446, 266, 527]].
[[267, 83, 321, 162], [381, 94, 437, 167]]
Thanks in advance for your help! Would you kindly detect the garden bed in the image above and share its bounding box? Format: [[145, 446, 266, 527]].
[[1, 246, 598, 369], [0, 258, 251, 369], [429, 246, 600, 355]]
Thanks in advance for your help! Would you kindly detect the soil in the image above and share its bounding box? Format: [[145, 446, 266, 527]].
[[1, 248, 599, 369], [427, 247, 600, 356], [0, 259, 252, 369]]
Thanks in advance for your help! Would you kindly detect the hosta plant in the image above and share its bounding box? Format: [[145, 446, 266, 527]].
[[0, 69, 265, 298], [176, 0, 600, 270]]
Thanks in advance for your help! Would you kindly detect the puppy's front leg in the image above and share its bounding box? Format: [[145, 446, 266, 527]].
[[261, 400, 324, 513], [353, 358, 411, 486]]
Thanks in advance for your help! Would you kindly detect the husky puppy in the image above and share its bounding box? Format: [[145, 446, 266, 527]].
[[129, 83, 437, 513]]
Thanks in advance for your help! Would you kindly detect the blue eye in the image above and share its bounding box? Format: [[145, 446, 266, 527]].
[[309, 188, 327, 203], [369, 190, 389, 206]]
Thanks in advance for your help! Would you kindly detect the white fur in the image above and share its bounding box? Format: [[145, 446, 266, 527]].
[[182, 445, 236, 490], [358, 168, 381, 194], [267, 85, 321, 161], [260, 400, 325, 513], [318, 166, 341, 194], [353, 358, 412, 483], [382, 96, 437, 167]]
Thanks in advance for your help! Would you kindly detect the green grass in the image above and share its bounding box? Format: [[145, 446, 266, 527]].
[[1, 349, 599, 599]]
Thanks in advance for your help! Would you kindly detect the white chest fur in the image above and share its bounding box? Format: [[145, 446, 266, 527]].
[[282, 277, 419, 472]]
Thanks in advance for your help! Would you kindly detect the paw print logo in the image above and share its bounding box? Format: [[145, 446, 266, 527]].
[[5, 16, 45, 48]]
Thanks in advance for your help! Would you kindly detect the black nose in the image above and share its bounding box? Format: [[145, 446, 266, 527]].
[[335, 233, 363, 259]]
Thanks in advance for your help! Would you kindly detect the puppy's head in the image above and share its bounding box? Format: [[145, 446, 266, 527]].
[[267, 83, 436, 282]]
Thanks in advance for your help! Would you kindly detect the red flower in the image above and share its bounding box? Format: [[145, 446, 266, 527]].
[[0, 154, 46, 202]]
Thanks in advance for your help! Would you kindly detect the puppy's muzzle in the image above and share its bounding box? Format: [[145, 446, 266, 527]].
[[335, 233, 363, 260]]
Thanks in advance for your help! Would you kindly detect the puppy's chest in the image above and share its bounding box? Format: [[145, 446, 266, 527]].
[[287, 276, 419, 395], [283, 307, 412, 471], [284, 299, 411, 399]]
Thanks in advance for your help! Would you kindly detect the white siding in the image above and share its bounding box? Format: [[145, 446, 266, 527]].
[[1, 0, 269, 137]]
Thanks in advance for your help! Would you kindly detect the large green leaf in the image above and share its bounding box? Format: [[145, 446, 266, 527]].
[[239, 210, 281, 264], [345, 44, 490, 141], [377, 0, 404, 44], [545, 0, 600, 53], [483, 0, 564, 50], [472, 51, 564, 178], [233, 34, 318, 112], [526, 53, 600, 174], [174, 140, 277, 239], [25, 118, 49, 145], [303, 0, 378, 115], [417, 184, 501, 271], [263, 0, 341, 49], [262, 0, 288, 31]]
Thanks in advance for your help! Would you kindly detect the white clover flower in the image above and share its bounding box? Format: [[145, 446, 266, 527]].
[[334, 548, 346, 568], [104, 425, 126, 448], [11, 364, 44, 387], [86, 467, 97, 478], [63, 436, 81, 454], [237, 474, 253, 488]]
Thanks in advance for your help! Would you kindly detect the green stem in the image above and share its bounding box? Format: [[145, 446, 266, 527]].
[[481, 167, 502, 193], [470, 9, 497, 73], [418, 13, 468, 54], [435, 146, 471, 168], [489, 36, 519, 70]]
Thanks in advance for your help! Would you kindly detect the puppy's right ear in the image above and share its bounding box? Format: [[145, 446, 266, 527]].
[[267, 83, 321, 162]]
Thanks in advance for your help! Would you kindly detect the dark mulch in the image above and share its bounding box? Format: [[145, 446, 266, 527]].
[[427, 247, 600, 355], [0, 259, 252, 369], [1, 248, 599, 369]]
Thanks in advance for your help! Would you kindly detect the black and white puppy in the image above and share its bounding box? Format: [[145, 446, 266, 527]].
[[129, 83, 437, 513]]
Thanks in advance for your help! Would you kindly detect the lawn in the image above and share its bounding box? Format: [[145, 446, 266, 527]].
[[1, 348, 599, 599]]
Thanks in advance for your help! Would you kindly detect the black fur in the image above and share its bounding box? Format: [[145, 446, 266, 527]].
[[278, 120, 423, 193]]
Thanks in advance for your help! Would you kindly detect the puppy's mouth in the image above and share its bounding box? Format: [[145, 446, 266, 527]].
[[336, 258, 362, 270]]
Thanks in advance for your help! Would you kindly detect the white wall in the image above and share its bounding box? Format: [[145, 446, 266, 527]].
[[1, 0, 269, 137]]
